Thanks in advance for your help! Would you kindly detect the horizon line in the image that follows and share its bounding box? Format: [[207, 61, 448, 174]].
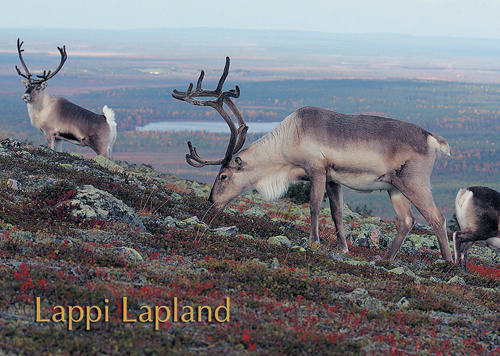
[[2, 26, 500, 41]]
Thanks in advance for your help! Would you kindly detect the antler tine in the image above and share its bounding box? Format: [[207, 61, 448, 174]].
[[223, 89, 248, 154], [195, 70, 205, 91], [184, 97, 239, 167], [36, 70, 51, 80], [171, 80, 196, 101], [172, 57, 235, 101], [34, 45, 67, 83], [171, 70, 205, 100], [172, 56, 245, 167], [16, 38, 32, 82], [215, 56, 230, 93], [185, 141, 224, 168]]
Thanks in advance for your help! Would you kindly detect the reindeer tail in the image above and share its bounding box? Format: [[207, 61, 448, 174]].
[[102, 105, 117, 157], [430, 133, 450, 156]]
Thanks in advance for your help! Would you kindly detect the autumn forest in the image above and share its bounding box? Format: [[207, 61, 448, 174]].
[[1, 76, 500, 221]]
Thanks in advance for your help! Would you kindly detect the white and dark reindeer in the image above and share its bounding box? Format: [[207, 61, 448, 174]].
[[16, 39, 117, 158], [173, 57, 453, 262], [453, 186, 500, 271]]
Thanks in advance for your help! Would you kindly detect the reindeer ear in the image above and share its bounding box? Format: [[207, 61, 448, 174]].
[[40, 82, 48, 89], [235, 157, 243, 169], [21, 79, 30, 87]]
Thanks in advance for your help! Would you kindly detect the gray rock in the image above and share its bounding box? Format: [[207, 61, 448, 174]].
[[164, 216, 178, 227], [345, 288, 387, 311], [344, 260, 370, 266], [347, 288, 369, 300], [7, 179, 21, 190], [396, 297, 410, 309], [59, 163, 73, 170], [387, 267, 418, 278], [181, 217, 199, 226], [189, 181, 210, 197], [354, 224, 385, 249], [242, 207, 267, 217], [342, 204, 362, 220], [65, 185, 146, 231], [251, 258, 267, 266], [212, 226, 239, 236], [268, 235, 291, 247], [170, 192, 182, 201], [415, 223, 433, 232], [331, 253, 347, 262], [270, 257, 280, 270], [447, 276, 466, 285], [45, 178, 61, 185], [92, 155, 124, 173], [113, 247, 143, 262], [1, 138, 22, 148], [0, 147, 11, 157], [354, 237, 371, 248], [430, 276, 444, 283], [407, 234, 437, 249]]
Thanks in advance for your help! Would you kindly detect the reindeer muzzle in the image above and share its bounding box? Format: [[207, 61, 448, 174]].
[[22, 93, 31, 103], [208, 192, 226, 210]]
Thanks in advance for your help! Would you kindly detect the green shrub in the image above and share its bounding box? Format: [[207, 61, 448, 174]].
[[284, 182, 311, 204]]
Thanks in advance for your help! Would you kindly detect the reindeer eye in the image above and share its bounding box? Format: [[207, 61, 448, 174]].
[[220, 174, 228, 181]]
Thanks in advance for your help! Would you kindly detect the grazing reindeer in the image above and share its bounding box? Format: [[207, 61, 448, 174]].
[[172, 57, 453, 261], [16, 39, 117, 158], [453, 186, 500, 271]]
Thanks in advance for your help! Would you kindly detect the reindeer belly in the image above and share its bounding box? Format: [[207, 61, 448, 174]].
[[328, 169, 392, 192], [56, 132, 85, 146], [54, 121, 86, 145], [325, 151, 393, 192]]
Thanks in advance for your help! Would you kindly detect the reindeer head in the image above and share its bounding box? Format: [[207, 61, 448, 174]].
[[208, 155, 254, 209], [172, 57, 250, 209], [16, 38, 67, 104]]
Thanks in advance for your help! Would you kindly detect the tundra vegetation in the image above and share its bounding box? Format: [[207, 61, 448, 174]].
[[0, 138, 499, 355]]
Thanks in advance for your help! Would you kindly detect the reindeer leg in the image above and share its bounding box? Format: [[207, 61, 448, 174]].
[[453, 231, 465, 271], [308, 171, 326, 250], [88, 135, 109, 159], [394, 183, 453, 261], [325, 181, 348, 253], [384, 189, 415, 260], [453, 230, 480, 272], [53, 138, 63, 152], [44, 132, 59, 152]]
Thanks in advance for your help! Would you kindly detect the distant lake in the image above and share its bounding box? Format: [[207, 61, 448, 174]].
[[136, 121, 281, 134]]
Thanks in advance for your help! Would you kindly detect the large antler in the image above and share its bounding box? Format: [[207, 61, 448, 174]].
[[15, 39, 33, 82], [15, 38, 67, 84], [172, 57, 248, 167]]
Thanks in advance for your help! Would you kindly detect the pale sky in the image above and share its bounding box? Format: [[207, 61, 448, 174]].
[[1, 0, 499, 39]]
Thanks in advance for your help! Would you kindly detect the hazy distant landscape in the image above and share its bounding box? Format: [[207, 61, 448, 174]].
[[1, 27, 500, 220], [2, 27, 500, 92]]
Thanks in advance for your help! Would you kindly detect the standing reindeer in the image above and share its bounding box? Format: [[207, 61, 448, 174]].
[[16, 39, 117, 159], [453, 186, 500, 271], [173, 57, 453, 262]]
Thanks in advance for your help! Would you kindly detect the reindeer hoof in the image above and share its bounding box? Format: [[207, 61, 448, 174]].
[[338, 244, 349, 254], [308, 241, 320, 250]]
